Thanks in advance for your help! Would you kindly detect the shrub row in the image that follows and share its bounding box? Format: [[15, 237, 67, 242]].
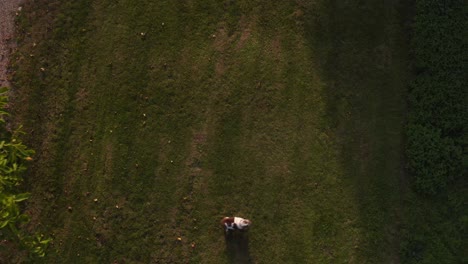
[[402, 1, 466, 262], [406, 0, 466, 196]]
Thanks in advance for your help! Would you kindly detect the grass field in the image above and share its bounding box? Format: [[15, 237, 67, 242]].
[[8, 0, 409, 263]]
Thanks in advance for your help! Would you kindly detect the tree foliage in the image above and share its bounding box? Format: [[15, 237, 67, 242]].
[[406, 0, 466, 195], [402, 1, 467, 263], [406, 124, 461, 195]]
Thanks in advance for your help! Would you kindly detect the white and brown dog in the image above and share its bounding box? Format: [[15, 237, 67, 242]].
[[221, 217, 251, 233]]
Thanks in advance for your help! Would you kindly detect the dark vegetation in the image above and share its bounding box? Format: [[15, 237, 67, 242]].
[[2, 0, 465, 263], [402, 0, 467, 263], [406, 0, 466, 195]]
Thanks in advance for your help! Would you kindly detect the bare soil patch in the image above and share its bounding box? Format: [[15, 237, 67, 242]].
[[0, 0, 22, 88]]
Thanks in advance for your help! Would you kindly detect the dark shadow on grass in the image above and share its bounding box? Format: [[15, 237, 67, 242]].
[[301, 0, 411, 262], [224, 231, 252, 264]]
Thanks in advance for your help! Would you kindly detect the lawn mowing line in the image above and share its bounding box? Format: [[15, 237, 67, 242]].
[[11, 0, 409, 262]]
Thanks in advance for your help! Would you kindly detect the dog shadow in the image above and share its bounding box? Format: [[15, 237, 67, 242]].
[[224, 231, 252, 264]]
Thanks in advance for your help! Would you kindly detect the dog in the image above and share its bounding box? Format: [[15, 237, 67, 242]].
[[221, 217, 251, 233]]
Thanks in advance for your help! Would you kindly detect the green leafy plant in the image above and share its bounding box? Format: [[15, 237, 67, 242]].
[[0, 87, 50, 258]]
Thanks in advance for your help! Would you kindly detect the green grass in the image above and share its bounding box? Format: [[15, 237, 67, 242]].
[[8, 0, 409, 263]]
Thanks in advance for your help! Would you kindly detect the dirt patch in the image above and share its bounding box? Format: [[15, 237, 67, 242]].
[[215, 59, 226, 76], [213, 26, 233, 53], [235, 16, 254, 50], [74, 87, 90, 111], [213, 16, 256, 77], [0, 0, 22, 88], [270, 36, 283, 61]]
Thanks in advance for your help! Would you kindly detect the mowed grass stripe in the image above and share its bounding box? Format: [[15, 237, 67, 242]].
[[10, 0, 407, 263]]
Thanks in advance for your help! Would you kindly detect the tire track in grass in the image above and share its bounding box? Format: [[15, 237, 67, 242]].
[[170, 126, 211, 262]]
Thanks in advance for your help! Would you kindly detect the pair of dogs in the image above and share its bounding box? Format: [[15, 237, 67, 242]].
[[221, 216, 251, 233]]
